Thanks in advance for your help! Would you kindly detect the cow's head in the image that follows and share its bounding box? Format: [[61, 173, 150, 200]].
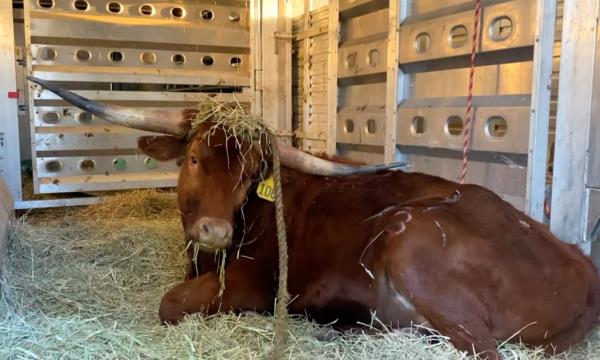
[[27, 77, 405, 252]]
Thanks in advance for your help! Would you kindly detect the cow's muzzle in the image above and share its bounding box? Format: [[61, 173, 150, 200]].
[[189, 217, 233, 251]]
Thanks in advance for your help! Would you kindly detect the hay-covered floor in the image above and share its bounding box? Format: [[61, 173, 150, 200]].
[[1, 191, 599, 359]]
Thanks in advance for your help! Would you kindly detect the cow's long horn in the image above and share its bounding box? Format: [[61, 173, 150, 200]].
[[27, 76, 188, 137], [277, 140, 408, 176]]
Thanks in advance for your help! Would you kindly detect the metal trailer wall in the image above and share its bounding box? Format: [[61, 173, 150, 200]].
[[22, 0, 252, 196], [292, 0, 558, 221], [551, 0, 600, 263]]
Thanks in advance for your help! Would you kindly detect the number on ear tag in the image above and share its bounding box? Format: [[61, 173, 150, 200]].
[[257, 175, 275, 202]]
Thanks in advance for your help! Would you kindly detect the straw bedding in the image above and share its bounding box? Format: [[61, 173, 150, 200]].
[[1, 190, 599, 359]]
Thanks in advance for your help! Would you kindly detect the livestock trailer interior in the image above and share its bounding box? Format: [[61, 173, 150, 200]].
[[1, 0, 600, 358]]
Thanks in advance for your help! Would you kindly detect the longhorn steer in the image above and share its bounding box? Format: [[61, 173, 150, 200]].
[[28, 77, 600, 359]]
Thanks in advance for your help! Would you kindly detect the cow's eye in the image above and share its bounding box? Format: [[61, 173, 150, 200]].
[[190, 155, 198, 165]]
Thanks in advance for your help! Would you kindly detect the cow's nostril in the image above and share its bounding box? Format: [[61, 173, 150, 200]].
[[202, 223, 210, 234]]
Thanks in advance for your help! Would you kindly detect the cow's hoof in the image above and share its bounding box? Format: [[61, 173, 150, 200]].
[[159, 296, 185, 325]]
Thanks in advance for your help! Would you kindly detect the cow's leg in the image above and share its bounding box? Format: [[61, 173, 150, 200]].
[[159, 259, 273, 324]]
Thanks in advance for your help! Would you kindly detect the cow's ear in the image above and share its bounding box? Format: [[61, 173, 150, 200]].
[[137, 136, 186, 161]]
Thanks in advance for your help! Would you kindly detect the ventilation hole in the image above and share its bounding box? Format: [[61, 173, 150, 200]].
[[489, 16, 513, 41], [485, 116, 508, 138], [411, 116, 426, 136], [446, 116, 464, 136], [79, 159, 96, 172], [77, 112, 92, 123], [109, 51, 124, 62], [365, 119, 377, 134], [45, 160, 63, 173], [75, 49, 91, 62], [230, 57, 242, 68], [38, 0, 54, 8], [107, 2, 122, 13], [414, 32, 431, 53], [144, 158, 158, 169], [113, 158, 128, 170], [73, 0, 89, 11], [172, 54, 186, 65], [201, 55, 214, 66], [171, 7, 185, 18], [39, 47, 57, 61], [367, 49, 380, 67], [139, 4, 154, 16], [42, 112, 60, 124], [228, 11, 240, 22], [201, 9, 214, 20], [345, 52, 357, 69], [344, 119, 354, 133], [449, 25, 468, 48], [141, 52, 156, 64]]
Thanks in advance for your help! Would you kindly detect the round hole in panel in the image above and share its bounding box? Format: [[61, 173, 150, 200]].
[[38, 0, 54, 8], [410, 116, 426, 136], [39, 47, 57, 61], [367, 49, 380, 67], [79, 159, 96, 172], [449, 25, 468, 48], [485, 116, 508, 138], [144, 158, 159, 169], [201, 9, 214, 21], [45, 160, 63, 173], [365, 119, 377, 135], [171, 7, 185, 18], [172, 54, 186, 65], [201, 55, 214, 66], [344, 119, 354, 134], [141, 52, 156, 64], [42, 112, 60, 124], [107, 2, 123, 14], [113, 158, 128, 170], [489, 16, 513, 41], [109, 51, 124, 62], [75, 49, 91, 62], [414, 32, 431, 54], [139, 4, 154, 16], [230, 57, 242, 68], [73, 0, 89, 11], [77, 112, 93, 123], [228, 11, 240, 22], [446, 115, 464, 136], [345, 52, 357, 69]]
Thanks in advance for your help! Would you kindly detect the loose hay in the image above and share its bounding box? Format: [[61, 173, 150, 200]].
[[1, 190, 599, 359]]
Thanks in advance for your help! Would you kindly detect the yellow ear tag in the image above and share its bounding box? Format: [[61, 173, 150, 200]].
[[257, 174, 275, 202]]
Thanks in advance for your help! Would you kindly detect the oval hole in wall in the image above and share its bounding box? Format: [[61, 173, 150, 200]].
[[77, 112, 93, 123], [414, 32, 431, 53], [107, 2, 123, 14], [485, 116, 508, 138], [171, 7, 185, 18], [109, 51, 124, 62], [449, 25, 468, 48], [230, 57, 242, 68], [489, 16, 513, 41], [38, 0, 54, 8], [172, 54, 186, 65], [201, 55, 214, 66], [366, 119, 377, 134], [79, 159, 96, 172], [228, 11, 240, 22], [201, 9, 215, 20], [367, 49, 380, 67], [141, 52, 156, 64], [345, 52, 357, 69], [45, 160, 63, 173], [344, 119, 354, 133], [446, 116, 464, 136], [42, 112, 60, 124], [39, 47, 57, 61], [75, 49, 91, 62], [139, 4, 154, 16], [73, 0, 89, 11], [411, 116, 426, 136]]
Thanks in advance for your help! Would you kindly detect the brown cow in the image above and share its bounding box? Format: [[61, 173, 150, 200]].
[[28, 76, 600, 359]]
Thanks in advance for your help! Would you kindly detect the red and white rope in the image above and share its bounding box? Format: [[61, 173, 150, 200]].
[[459, 0, 482, 184]]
